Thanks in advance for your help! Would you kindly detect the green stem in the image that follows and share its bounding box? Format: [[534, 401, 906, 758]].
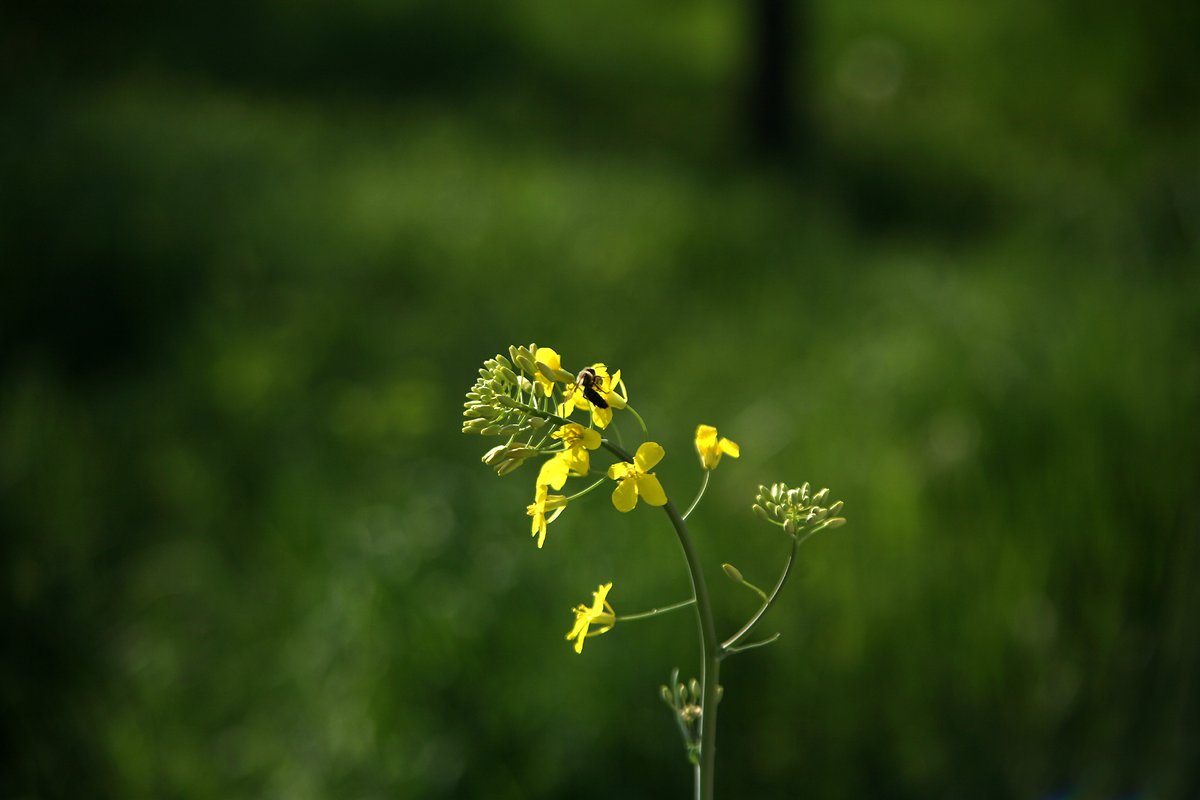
[[617, 598, 696, 623], [721, 536, 799, 655], [563, 476, 608, 502], [624, 403, 649, 436], [601, 440, 720, 800], [723, 633, 781, 655], [681, 469, 711, 521]]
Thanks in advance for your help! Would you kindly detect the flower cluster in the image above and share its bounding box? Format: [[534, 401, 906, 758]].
[[464, 346, 758, 657], [752, 482, 846, 537]]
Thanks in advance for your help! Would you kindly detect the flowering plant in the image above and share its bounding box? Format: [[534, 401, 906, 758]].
[[463, 344, 846, 799]]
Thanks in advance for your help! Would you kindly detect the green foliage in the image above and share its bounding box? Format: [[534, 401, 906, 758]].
[[3, 2, 1198, 799]]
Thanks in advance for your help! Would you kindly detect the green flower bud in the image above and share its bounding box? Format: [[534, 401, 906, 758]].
[[722, 563, 745, 582], [829, 500, 844, 516], [688, 679, 701, 701], [752, 504, 769, 523], [553, 368, 576, 383], [495, 458, 524, 477], [660, 685, 674, 706], [514, 352, 537, 375], [496, 365, 519, 386], [482, 445, 508, 465], [813, 487, 829, 505], [783, 518, 797, 536]]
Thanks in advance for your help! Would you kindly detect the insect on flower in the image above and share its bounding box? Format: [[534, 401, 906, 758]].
[[575, 367, 608, 409]]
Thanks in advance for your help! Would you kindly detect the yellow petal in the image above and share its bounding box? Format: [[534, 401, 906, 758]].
[[535, 347, 562, 372], [612, 478, 638, 512], [592, 405, 613, 429], [637, 474, 667, 506], [695, 424, 718, 448], [718, 437, 740, 458], [580, 427, 602, 450], [594, 582, 613, 606], [537, 455, 570, 490], [634, 441, 665, 472], [564, 448, 589, 476], [608, 462, 631, 480]]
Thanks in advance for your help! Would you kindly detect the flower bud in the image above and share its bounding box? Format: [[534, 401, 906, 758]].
[[813, 487, 829, 505], [514, 352, 537, 375], [482, 445, 508, 465], [783, 518, 797, 536], [496, 365, 519, 386], [660, 685, 674, 706], [722, 563, 745, 582], [829, 500, 844, 516], [495, 459, 524, 477], [688, 678, 701, 701], [752, 504, 769, 522]]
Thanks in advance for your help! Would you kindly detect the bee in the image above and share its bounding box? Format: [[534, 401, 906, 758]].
[[575, 367, 609, 409]]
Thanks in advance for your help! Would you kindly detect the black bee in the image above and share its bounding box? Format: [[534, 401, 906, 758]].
[[575, 367, 609, 409]]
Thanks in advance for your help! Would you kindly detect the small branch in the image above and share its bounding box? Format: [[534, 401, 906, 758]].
[[617, 598, 696, 623], [722, 632, 781, 657], [681, 469, 711, 521], [721, 536, 799, 653]]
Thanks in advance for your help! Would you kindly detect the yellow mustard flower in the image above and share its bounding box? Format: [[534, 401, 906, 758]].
[[537, 452, 571, 490], [607, 442, 668, 512], [527, 483, 568, 548], [565, 582, 616, 654], [559, 363, 627, 429], [694, 424, 741, 470], [552, 422, 602, 475], [533, 347, 565, 397]]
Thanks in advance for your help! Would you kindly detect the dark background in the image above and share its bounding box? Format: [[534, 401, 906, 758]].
[[3, 1, 1198, 798]]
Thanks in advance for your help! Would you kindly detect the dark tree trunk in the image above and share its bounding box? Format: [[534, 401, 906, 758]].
[[748, 0, 808, 158]]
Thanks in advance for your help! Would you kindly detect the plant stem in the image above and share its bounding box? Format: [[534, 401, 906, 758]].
[[681, 469, 711, 521], [720, 536, 799, 654], [602, 440, 720, 800], [617, 598, 696, 622]]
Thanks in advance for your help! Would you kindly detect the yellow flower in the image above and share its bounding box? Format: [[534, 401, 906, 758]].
[[534, 347, 565, 397], [552, 422, 602, 476], [527, 483, 568, 548], [559, 363, 627, 429], [565, 582, 616, 654], [694, 424, 740, 470], [607, 442, 668, 512]]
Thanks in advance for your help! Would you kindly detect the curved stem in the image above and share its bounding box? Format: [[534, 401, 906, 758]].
[[681, 469, 711, 521], [617, 598, 696, 623], [563, 476, 609, 502], [721, 536, 799, 654], [723, 632, 781, 655], [624, 403, 649, 436], [601, 440, 720, 800]]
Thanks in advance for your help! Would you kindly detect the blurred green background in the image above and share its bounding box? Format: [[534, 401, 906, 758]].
[[3, 1, 1198, 798]]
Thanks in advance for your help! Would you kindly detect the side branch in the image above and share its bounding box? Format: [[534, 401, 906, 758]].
[[720, 535, 799, 655]]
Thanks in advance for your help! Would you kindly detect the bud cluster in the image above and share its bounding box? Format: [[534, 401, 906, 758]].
[[659, 668, 722, 765], [463, 344, 581, 476], [753, 481, 846, 537]]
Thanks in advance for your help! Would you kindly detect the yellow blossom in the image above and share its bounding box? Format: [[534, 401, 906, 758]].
[[559, 363, 627, 429], [607, 442, 668, 512], [551, 422, 602, 476], [694, 424, 740, 470], [527, 483, 568, 548], [537, 452, 572, 490], [565, 582, 616, 654], [534, 347, 565, 396]]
